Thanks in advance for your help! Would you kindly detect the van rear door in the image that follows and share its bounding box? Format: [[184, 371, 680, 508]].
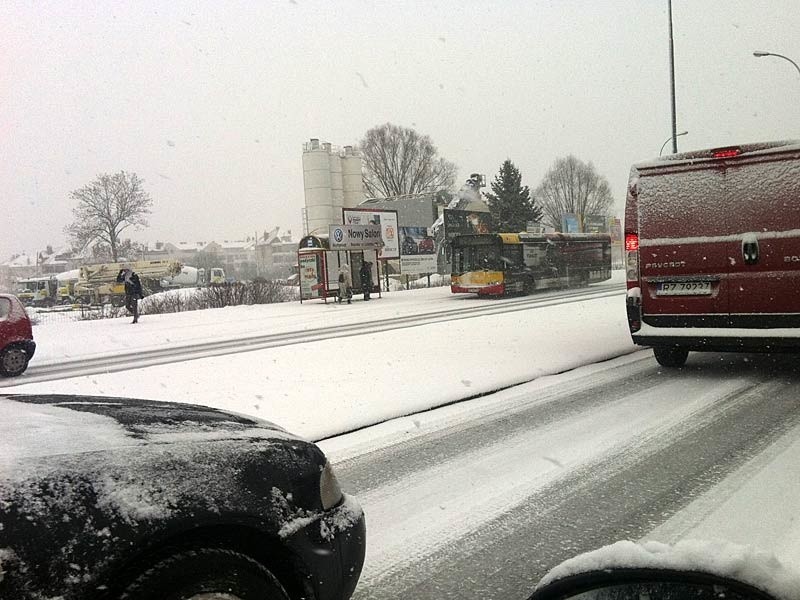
[[637, 165, 731, 327], [725, 149, 800, 328]]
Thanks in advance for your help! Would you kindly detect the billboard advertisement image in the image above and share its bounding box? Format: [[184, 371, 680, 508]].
[[399, 226, 437, 274]]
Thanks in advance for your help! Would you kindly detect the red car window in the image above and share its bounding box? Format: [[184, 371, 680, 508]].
[[0, 298, 11, 319]]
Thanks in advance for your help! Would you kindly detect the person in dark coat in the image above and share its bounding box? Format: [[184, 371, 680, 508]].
[[359, 261, 373, 301], [116, 268, 144, 323]]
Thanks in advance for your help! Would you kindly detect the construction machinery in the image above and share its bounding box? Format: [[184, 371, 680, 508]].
[[14, 276, 59, 307], [75, 260, 183, 305]]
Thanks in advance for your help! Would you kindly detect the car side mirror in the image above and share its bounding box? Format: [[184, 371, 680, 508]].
[[528, 568, 777, 600], [527, 541, 800, 600]]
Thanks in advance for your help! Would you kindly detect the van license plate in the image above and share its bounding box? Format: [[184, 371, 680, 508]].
[[656, 281, 712, 295]]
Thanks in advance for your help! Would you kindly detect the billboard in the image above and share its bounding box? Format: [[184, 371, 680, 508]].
[[342, 208, 399, 259], [561, 213, 580, 233], [399, 226, 437, 274], [584, 215, 609, 234], [442, 209, 494, 241]]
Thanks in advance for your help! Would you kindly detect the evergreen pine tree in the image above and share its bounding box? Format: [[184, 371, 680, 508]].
[[484, 160, 542, 232]]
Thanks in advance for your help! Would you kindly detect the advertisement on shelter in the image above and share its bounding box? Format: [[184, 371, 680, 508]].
[[342, 208, 399, 259], [299, 253, 321, 299]]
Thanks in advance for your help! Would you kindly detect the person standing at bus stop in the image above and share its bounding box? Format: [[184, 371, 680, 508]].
[[337, 264, 352, 304], [359, 261, 372, 301], [116, 268, 143, 323]]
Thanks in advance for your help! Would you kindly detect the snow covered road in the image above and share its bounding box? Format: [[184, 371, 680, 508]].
[[320, 352, 800, 599]]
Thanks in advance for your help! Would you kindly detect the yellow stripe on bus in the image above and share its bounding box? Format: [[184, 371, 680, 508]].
[[452, 271, 504, 285]]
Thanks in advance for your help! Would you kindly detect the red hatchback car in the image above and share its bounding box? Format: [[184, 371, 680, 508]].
[[0, 293, 36, 377]]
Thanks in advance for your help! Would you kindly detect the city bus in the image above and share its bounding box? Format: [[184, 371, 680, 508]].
[[450, 232, 612, 297]]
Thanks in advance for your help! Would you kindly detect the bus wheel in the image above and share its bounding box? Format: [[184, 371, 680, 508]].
[[653, 346, 689, 368]]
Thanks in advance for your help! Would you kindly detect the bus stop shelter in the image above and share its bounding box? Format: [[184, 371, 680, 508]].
[[298, 225, 383, 303]]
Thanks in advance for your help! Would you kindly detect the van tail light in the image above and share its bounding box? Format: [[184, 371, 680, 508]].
[[625, 232, 640, 288], [625, 230, 642, 333]]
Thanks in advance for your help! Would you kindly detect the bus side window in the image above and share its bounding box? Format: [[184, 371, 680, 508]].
[[501, 245, 522, 270]]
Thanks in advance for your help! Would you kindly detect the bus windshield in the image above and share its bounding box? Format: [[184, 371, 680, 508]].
[[453, 243, 503, 273]]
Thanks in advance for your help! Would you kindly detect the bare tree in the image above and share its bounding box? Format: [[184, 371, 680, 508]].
[[64, 171, 153, 262], [360, 123, 457, 197], [534, 156, 614, 231]]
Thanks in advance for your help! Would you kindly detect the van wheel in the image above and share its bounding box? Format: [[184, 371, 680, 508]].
[[0, 346, 30, 377], [653, 346, 689, 368]]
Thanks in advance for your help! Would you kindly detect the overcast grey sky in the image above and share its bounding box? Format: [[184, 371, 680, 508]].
[[3, 0, 798, 258]]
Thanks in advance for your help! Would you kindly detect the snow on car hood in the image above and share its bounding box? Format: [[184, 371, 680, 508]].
[[0, 394, 294, 463], [537, 539, 800, 600]]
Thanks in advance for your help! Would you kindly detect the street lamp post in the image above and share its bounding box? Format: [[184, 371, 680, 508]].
[[667, 0, 679, 153], [660, 131, 688, 156], [753, 50, 800, 77]]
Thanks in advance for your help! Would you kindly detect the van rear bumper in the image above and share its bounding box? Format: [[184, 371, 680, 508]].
[[633, 322, 800, 352]]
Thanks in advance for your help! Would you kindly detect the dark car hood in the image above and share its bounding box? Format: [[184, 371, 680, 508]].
[[1, 394, 296, 461]]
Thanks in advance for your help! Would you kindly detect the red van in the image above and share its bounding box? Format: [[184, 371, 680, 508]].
[[625, 140, 800, 367]]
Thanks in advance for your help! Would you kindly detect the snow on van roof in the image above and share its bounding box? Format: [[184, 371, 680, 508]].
[[634, 139, 800, 170]]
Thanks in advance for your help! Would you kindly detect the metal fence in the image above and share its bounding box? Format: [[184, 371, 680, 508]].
[[26, 305, 125, 326]]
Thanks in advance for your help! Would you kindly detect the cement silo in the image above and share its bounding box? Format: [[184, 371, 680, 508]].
[[302, 139, 365, 233], [329, 147, 344, 212], [342, 145, 365, 208], [302, 139, 334, 235]]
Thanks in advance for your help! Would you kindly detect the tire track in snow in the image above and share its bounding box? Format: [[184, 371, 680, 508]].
[[330, 354, 659, 493], [345, 356, 800, 599]]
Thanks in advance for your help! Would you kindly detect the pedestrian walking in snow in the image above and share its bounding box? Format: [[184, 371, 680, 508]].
[[116, 268, 144, 323], [359, 261, 373, 301], [337, 264, 352, 304]]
